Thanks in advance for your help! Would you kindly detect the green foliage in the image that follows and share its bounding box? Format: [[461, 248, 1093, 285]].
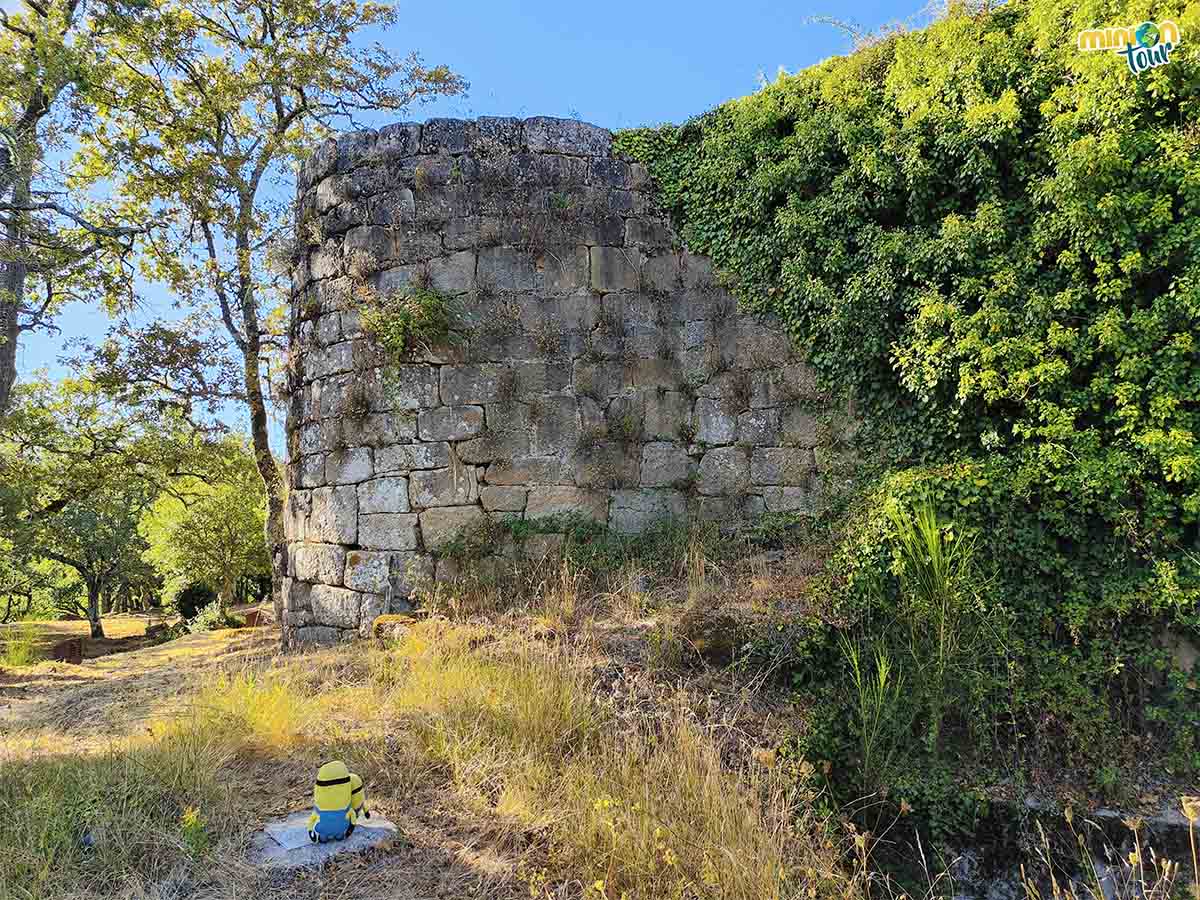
[[178, 806, 211, 857], [359, 285, 460, 359], [174, 583, 217, 621], [618, 0, 1200, 775], [1, 624, 41, 668], [140, 437, 270, 610], [188, 601, 244, 633]]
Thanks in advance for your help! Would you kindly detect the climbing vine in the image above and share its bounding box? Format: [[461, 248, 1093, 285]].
[[617, 0, 1200, 776]]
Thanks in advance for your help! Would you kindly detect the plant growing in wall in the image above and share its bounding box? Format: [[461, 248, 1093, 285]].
[[359, 283, 459, 360]]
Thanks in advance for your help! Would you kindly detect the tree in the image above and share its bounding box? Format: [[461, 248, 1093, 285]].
[[38, 481, 157, 636], [0, 0, 151, 416], [141, 437, 270, 612], [75, 0, 465, 622], [0, 375, 210, 636]]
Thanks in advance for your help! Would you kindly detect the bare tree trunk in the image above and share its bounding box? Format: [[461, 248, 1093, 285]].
[[87, 579, 105, 639], [0, 167, 31, 418], [234, 216, 286, 634]]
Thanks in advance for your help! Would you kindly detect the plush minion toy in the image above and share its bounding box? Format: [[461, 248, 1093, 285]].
[[349, 772, 370, 821], [307, 760, 356, 843]]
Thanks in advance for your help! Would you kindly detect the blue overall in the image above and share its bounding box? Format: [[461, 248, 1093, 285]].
[[311, 804, 353, 842]]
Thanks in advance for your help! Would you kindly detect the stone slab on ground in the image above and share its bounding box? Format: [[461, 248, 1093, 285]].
[[249, 810, 398, 869]]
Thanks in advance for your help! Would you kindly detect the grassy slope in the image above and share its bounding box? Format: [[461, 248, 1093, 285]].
[[0, 585, 846, 900]]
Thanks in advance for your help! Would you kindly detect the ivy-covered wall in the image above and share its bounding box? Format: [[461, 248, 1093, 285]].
[[615, 0, 1200, 767], [283, 116, 843, 644]]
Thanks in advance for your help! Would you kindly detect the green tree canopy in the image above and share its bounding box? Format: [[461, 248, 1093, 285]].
[[141, 437, 270, 612]]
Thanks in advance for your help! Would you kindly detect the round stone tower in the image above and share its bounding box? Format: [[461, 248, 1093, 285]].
[[284, 116, 827, 644]]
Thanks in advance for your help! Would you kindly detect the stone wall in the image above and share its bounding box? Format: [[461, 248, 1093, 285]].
[[284, 115, 832, 644]]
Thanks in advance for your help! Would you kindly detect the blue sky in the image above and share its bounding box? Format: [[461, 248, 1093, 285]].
[[18, 0, 925, 436]]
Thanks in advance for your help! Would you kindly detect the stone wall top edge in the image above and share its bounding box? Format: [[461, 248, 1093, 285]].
[[299, 115, 618, 192]]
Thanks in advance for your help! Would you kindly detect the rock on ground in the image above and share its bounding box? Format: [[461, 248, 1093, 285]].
[[248, 811, 398, 869]]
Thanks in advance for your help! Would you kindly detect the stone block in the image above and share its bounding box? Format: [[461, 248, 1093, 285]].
[[608, 489, 687, 533], [523, 533, 565, 560], [523, 116, 612, 156], [375, 442, 451, 473], [696, 398, 738, 445], [308, 485, 358, 544], [343, 225, 392, 270], [293, 543, 346, 585], [334, 129, 377, 173], [375, 121, 422, 157], [440, 363, 505, 405], [309, 583, 363, 630], [359, 513, 420, 550], [485, 456, 564, 485], [737, 317, 794, 367], [391, 552, 433, 602], [513, 360, 572, 395], [326, 447, 373, 484], [762, 485, 818, 515], [641, 443, 693, 488], [697, 447, 749, 496], [366, 188, 416, 228], [644, 390, 692, 441], [471, 116, 523, 149], [357, 476, 411, 514], [539, 245, 590, 294], [418, 405, 485, 441], [419, 505, 486, 550], [427, 251, 476, 294], [589, 158, 630, 188], [420, 117, 469, 154], [751, 447, 816, 486], [458, 409, 531, 463], [341, 412, 417, 448], [299, 453, 326, 489], [751, 364, 820, 407], [738, 409, 782, 445], [573, 360, 630, 402], [376, 364, 439, 410], [477, 246, 537, 292], [295, 625, 343, 644], [481, 486, 528, 513], [625, 218, 673, 249], [573, 442, 640, 492], [782, 409, 819, 447], [284, 490, 311, 542], [590, 246, 640, 293], [526, 486, 606, 522], [409, 465, 480, 508], [316, 314, 341, 346], [530, 396, 581, 456]]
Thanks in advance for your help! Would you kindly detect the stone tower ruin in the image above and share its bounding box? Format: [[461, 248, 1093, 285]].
[[283, 116, 830, 644]]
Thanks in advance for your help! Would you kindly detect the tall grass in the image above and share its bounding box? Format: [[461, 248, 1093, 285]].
[[1, 625, 42, 668], [388, 621, 827, 899], [0, 725, 236, 899], [881, 500, 1003, 754]]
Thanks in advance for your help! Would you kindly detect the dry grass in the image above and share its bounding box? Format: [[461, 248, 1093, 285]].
[[0, 614, 851, 900], [385, 620, 842, 900]]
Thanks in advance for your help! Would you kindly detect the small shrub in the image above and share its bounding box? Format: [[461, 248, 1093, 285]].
[[189, 602, 244, 633], [360, 284, 458, 358], [175, 583, 216, 620]]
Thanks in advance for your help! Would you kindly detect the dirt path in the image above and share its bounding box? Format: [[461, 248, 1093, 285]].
[[0, 627, 276, 751]]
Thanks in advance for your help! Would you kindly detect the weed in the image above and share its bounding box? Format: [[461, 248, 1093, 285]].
[[359, 284, 459, 359]]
